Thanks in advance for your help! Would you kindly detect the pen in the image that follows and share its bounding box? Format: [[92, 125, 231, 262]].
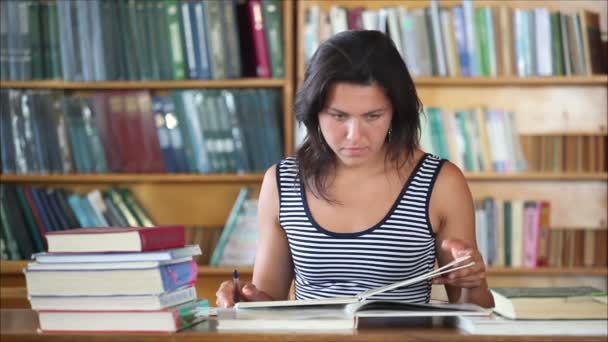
[[233, 269, 240, 303]]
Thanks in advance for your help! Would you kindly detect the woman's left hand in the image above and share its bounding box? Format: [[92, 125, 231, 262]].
[[433, 239, 487, 288]]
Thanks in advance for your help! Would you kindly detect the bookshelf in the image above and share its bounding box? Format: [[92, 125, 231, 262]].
[[296, 0, 608, 291], [0, 0, 294, 307]]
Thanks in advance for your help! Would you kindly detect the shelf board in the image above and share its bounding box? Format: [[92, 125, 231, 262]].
[[0, 261, 605, 277], [486, 267, 608, 276], [463, 172, 608, 181], [1, 172, 605, 184], [413, 75, 608, 86], [0, 79, 286, 89], [0, 173, 265, 184]]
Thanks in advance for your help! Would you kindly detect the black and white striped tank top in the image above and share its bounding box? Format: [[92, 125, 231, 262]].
[[276, 153, 445, 303]]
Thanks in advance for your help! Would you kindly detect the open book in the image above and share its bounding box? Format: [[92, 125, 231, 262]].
[[235, 255, 480, 311]]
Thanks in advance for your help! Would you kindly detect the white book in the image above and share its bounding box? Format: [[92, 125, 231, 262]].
[[236, 256, 477, 310], [361, 10, 379, 31], [33, 245, 202, 263], [429, 0, 447, 76], [27, 256, 192, 270], [458, 315, 608, 336], [329, 6, 348, 35], [29, 286, 197, 311], [534, 8, 552, 76], [386, 7, 404, 58]]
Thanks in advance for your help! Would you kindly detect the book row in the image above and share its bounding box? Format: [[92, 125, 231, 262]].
[[0, 88, 283, 174], [521, 135, 607, 173], [0, 184, 154, 260], [420, 107, 527, 173], [1, 0, 284, 81], [304, 1, 607, 77], [473, 197, 607, 268]]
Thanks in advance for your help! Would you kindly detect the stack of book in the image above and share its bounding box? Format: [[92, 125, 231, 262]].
[[23, 225, 208, 333], [458, 287, 608, 336]]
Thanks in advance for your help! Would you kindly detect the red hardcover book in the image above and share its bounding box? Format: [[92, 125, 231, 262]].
[[45, 226, 186, 253], [248, 0, 271, 78], [347, 7, 364, 30], [135, 91, 165, 173], [106, 91, 133, 172]]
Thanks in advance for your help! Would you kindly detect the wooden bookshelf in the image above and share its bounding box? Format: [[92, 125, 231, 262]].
[[0, 174, 265, 184], [0, 79, 288, 89], [413, 76, 608, 86], [1, 172, 606, 184]]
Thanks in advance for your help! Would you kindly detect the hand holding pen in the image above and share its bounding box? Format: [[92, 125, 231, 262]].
[[215, 269, 273, 308]]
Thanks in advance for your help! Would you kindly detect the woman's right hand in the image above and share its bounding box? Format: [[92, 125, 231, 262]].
[[215, 281, 273, 308]]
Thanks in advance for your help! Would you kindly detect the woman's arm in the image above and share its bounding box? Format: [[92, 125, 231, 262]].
[[430, 162, 495, 308], [251, 165, 294, 299], [215, 165, 293, 307]]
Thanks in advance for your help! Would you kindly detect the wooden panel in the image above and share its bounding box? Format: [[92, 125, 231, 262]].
[[468, 181, 607, 228], [417, 86, 608, 135], [131, 184, 261, 226]]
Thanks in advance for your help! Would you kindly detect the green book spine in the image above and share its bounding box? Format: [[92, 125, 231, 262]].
[[474, 7, 489, 76], [164, 0, 185, 80], [551, 12, 564, 76], [144, 0, 160, 79], [456, 111, 474, 171], [106, 188, 139, 227], [0, 191, 21, 260], [29, 1, 43, 79], [503, 200, 512, 267], [15, 185, 44, 252], [134, 0, 151, 79], [262, 0, 284, 78], [209, 187, 250, 266], [118, 188, 154, 227]]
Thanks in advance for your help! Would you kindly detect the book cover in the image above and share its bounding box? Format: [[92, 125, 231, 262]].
[[45, 225, 185, 253]]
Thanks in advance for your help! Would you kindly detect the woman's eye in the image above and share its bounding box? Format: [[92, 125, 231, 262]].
[[366, 114, 380, 120], [331, 113, 346, 120]]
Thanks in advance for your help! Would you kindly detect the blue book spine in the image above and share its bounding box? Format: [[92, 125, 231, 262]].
[[452, 6, 470, 77], [30, 187, 54, 233], [194, 1, 212, 79], [152, 96, 177, 172], [67, 194, 92, 227]]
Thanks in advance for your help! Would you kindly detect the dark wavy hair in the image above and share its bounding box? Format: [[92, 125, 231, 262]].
[[295, 30, 422, 201]]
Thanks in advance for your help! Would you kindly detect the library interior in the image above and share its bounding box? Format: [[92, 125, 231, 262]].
[[0, 0, 606, 340]]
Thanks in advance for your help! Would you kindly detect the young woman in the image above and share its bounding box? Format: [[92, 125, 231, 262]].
[[216, 30, 494, 308]]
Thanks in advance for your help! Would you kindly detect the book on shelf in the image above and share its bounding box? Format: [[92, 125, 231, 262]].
[[302, 1, 607, 77], [457, 314, 608, 336], [24, 258, 198, 296], [235, 255, 478, 311], [1, 89, 284, 175], [210, 186, 259, 266], [29, 285, 197, 311], [44, 225, 186, 253], [490, 287, 608, 320], [37, 299, 209, 333], [471, 196, 608, 269], [1, 0, 285, 81]]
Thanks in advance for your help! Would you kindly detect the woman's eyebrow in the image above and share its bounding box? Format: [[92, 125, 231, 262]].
[[327, 107, 387, 115]]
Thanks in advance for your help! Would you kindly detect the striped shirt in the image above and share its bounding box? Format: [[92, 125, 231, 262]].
[[276, 153, 445, 303]]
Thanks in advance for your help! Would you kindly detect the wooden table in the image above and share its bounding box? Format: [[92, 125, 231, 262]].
[[1, 309, 605, 342]]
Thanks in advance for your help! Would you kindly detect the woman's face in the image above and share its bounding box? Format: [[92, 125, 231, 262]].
[[318, 82, 393, 168]]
